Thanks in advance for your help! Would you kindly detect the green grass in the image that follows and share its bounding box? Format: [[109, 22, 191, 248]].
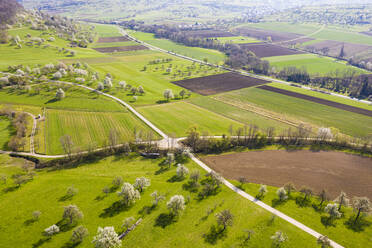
[[188, 97, 291, 133], [0, 85, 123, 112], [310, 28, 372, 46], [214, 36, 261, 44], [138, 102, 244, 137], [89, 53, 224, 106], [0, 27, 105, 70], [91, 41, 139, 48], [129, 31, 227, 64], [0, 116, 13, 150], [264, 54, 366, 75], [234, 181, 372, 248], [217, 87, 372, 137], [268, 82, 372, 111], [0, 154, 317, 247], [93, 24, 122, 37], [45, 109, 156, 155]]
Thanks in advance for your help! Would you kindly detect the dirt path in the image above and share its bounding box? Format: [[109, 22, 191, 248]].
[[202, 150, 372, 199]]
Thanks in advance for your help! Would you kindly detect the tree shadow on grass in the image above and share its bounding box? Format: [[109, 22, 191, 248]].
[[61, 241, 80, 248], [154, 213, 175, 228], [32, 237, 51, 248], [138, 205, 156, 217], [24, 218, 38, 226], [203, 225, 227, 245], [56, 219, 77, 232], [295, 196, 311, 207], [156, 100, 170, 104], [167, 175, 184, 183], [271, 198, 287, 208], [99, 201, 131, 218], [321, 216, 336, 228], [59, 194, 74, 202], [182, 181, 199, 193], [2, 185, 19, 193], [44, 98, 58, 105], [344, 215, 371, 232]]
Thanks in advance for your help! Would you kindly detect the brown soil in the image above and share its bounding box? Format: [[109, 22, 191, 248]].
[[97, 36, 131, 43], [172, 72, 269, 95], [93, 45, 148, 53], [258, 85, 372, 117], [202, 150, 372, 199], [239, 43, 305, 58], [233, 27, 302, 42], [183, 30, 235, 38], [305, 40, 371, 59]]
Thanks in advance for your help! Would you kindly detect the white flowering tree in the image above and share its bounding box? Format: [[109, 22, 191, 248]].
[[117, 183, 140, 206], [44, 224, 60, 237], [276, 187, 288, 201], [133, 177, 150, 193], [163, 89, 174, 101], [167, 195, 185, 216], [56, 88, 65, 100], [92, 227, 121, 248]]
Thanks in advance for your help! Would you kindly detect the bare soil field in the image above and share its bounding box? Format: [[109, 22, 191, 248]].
[[97, 36, 131, 43], [239, 43, 305, 58], [233, 27, 302, 42], [93, 45, 148, 53], [258, 85, 372, 117], [172, 72, 269, 95], [183, 30, 235, 38], [202, 150, 372, 199], [305, 40, 371, 58]]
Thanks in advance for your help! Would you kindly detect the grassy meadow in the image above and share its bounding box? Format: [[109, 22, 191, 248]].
[[264, 54, 366, 75], [0, 116, 14, 150], [0, 154, 318, 248], [138, 102, 244, 137], [216, 87, 372, 137], [129, 31, 227, 64]]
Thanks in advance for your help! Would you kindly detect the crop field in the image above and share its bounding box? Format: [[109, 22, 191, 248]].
[[258, 85, 372, 117], [129, 31, 226, 64], [232, 26, 303, 42], [267, 82, 372, 111], [91, 41, 138, 48], [188, 97, 292, 132], [0, 85, 123, 112], [216, 87, 372, 137], [183, 30, 235, 38], [239, 43, 304, 58], [264, 54, 366, 75], [214, 36, 261, 44], [45, 109, 155, 154], [93, 45, 149, 53], [173, 72, 269, 95], [242, 22, 321, 36], [0, 116, 13, 150], [138, 102, 243, 137], [203, 150, 372, 199], [309, 28, 372, 46], [303, 40, 372, 59], [97, 36, 131, 43], [0, 154, 317, 248], [93, 24, 122, 37]]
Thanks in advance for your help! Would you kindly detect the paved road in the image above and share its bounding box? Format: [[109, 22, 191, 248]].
[[121, 27, 371, 106]]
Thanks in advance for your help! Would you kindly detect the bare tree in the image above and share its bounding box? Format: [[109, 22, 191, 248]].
[[318, 189, 330, 208], [352, 197, 370, 224], [215, 209, 234, 232], [60, 135, 74, 158], [284, 182, 296, 197], [334, 191, 349, 211]]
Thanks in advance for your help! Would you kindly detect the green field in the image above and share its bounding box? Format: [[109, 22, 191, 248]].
[[268, 82, 372, 111], [91, 41, 139, 48], [235, 181, 372, 248], [45, 109, 155, 155], [138, 102, 244, 137], [0, 154, 317, 248], [215, 36, 261, 44], [93, 24, 122, 37], [0, 116, 13, 150], [216, 87, 372, 137], [264, 54, 366, 75], [188, 97, 292, 133], [310, 28, 372, 46], [0, 85, 123, 112], [129, 31, 227, 64]]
